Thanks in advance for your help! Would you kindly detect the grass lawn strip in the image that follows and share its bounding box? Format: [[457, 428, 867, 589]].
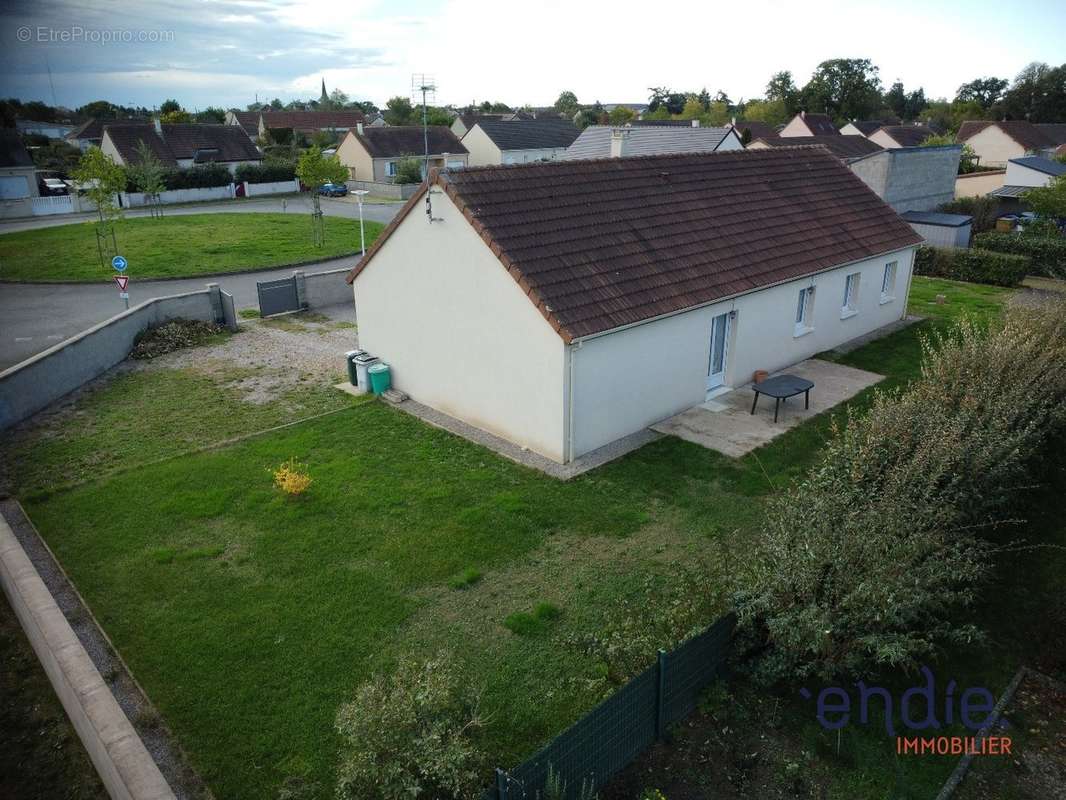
[[14, 278, 1021, 799], [0, 213, 383, 282]]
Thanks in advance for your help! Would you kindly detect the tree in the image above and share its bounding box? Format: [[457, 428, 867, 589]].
[[1002, 62, 1066, 122], [696, 88, 711, 111], [574, 101, 606, 129], [394, 156, 424, 184], [608, 106, 636, 126], [554, 90, 579, 117], [955, 77, 1009, 110], [702, 101, 731, 127], [384, 96, 415, 126], [270, 98, 284, 110], [76, 100, 120, 118], [31, 140, 82, 176], [679, 97, 704, 119], [72, 147, 126, 268], [295, 146, 348, 246], [159, 98, 182, 115], [160, 109, 192, 123], [904, 88, 928, 120], [1022, 175, 1066, 220], [328, 88, 349, 109], [922, 133, 980, 173], [647, 87, 686, 115], [765, 71, 800, 114], [126, 141, 167, 217], [885, 80, 907, 119], [423, 107, 454, 127], [196, 106, 225, 124], [741, 98, 789, 127], [800, 58, 883, 122]]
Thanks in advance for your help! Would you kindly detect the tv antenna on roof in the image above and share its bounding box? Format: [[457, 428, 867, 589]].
[[412, 74, 442, 222]]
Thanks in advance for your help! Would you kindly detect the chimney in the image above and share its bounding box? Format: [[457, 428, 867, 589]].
[[609, 128, 630, 158], [153, 118, 162, 135], [691, 119, 699, 128], [800, 110, 806, 119], [356, 122, 364, 135]]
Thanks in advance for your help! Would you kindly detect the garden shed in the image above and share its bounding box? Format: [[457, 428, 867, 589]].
[[900, 210, 973, 248]]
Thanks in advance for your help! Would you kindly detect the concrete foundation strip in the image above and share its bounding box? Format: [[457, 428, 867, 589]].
[[0, 511, 177, 800], [933, 665, 1027, 800]]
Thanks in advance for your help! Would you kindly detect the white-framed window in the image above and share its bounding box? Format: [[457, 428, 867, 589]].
[[881, 261, 898, 304], [795, 286, 816, 337], [384, 161, 397, 177], [841, 272, 861, 319]]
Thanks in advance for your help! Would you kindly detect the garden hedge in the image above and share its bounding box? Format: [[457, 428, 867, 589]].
[[972, 232, 1066, 277], [913, 245, 1030, 287], [234, 162, 297, 184]]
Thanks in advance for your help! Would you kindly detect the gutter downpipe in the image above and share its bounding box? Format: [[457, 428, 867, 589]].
[[565, 341, 580, 464]]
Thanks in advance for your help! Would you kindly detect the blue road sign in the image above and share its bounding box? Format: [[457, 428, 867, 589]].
[[112, 255, 128, 272]]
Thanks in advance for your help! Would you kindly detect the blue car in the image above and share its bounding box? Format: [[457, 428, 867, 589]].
[[318, 182, 348, 197]]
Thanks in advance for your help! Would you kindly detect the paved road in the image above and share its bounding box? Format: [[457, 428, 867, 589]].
[[0, 194, 402, 234], [0, 198, 403, 370]]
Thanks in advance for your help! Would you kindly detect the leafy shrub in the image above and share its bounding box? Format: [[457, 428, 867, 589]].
[[271, 458, 312, 497], [503, 602, 561, 635], [162, 163, 234, 190], [735, 302, 1066, 683], [394, 156, 425, 184], [973, 232, 1066, 278], [937, 196, 1001, 233], [913, 245, 1029, 286], [335, 651, 486, 800], [235, 161, 297, 184], [129, 319, 224, 359]]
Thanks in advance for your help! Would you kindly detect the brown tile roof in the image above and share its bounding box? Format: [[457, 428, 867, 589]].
[[845, 120, 886, 136], [347, 147, 921, 341], [0, 129, 34, 168], [1036, 123, 1066, 146], [792, 113, 839, 135], [66, 117, 150, 141], [103, 124, 262, 166], [956, 120, 1055, 151], [874, 125, 936, 147], [730, 120, 777, 140], [259, 110, 366, 133], [751, 134, 884, 160], [230, 111, 261, 133], [457, 113, 509, 130], [349, 126, 467, 158]]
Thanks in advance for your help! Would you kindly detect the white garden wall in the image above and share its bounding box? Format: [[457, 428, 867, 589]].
[[244, 179, 299, 197], [120, 185, 234, 207]]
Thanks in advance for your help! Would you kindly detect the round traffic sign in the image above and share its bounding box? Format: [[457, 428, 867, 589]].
[[112, 255, 128, 272]]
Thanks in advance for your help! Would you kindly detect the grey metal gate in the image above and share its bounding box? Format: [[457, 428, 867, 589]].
[[256, 276, 300, 317]]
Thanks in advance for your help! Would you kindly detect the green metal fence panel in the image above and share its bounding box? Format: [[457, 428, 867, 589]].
[[490, 613, 736, 799]]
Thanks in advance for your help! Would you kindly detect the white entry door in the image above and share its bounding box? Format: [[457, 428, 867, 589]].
[[706, 312, 730, 392]]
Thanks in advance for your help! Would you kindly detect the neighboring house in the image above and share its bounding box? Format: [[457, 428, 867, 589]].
[[627, 119, 702, 128], [779, 111, 839, 137], [101, 122, 263, 173], [225, 110, 262, 140], [867, 125, 935, 149], [747, 135, 884, 162], [16, 119, 75, 139], [367, 114, 387, 128], [899, 211, 972, 248], [461, 119, 580, 166], [847, 145, 962, 212], [66, 117, 150, 151], [839, 118, 901, 137], [562, 125, 742, 160], [956, 120, 1060, 168], [603, 103, 651, 115], [988, 155, 1066, 203], [257, 110, 366, 142], [449, 113, 509, 138], [728, 120, 777, 142], [0, 129, 40, 218], [346, 147, 921, 464], [336, 125, 468, 182]]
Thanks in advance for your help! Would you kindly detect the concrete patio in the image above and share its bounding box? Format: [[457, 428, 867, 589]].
[[651, 359, 883, 457]]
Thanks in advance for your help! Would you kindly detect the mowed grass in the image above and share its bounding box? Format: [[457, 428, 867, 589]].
[[0, 213, 382, 282], [16, 277, 1021, 799]]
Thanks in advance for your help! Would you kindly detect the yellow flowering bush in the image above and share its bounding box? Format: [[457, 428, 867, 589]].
[[271, 457, 312, 497]]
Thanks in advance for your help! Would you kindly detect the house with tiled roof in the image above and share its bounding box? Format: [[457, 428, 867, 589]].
[[449, 113, 510, 138], [336, 125, 467, 182], [867, 125, 936, 149], [989, 155, 1066, 202], [728, 120, 777, 143], [66, 117, 151, 151], [100, 122, 262, 172], [225, 110, 262, 140], [1, 129, 40, 218], [257, 110, 366, 142], [747, 134, 883, 161], [956, 120, 1060, 167], [461, 118, 580, 165], [839, 118, 901, 137], [344, 147, 921, 464], [562, 125, 742, 160], [779, 111, 839, 137]]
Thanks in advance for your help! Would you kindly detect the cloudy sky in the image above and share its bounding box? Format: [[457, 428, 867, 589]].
[[1, 0, 1064, 111]]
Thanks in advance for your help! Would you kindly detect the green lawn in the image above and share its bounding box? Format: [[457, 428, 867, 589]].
[[0, 213, 382, 282], [14, 277, 1029, 799]]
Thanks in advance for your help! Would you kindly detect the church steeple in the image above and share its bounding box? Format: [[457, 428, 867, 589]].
[[320, 77, 328, 105]]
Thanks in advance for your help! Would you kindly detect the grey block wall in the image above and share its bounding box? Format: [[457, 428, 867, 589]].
[[0, 288, 221, 431], [850, 145, 962, 213], [303, 267, 355, 308]]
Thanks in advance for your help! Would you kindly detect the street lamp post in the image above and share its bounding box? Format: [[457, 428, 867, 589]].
[[353, 189, 370, 257]]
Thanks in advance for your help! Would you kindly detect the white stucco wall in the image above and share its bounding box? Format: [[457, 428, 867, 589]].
[[501, 147, 567, 164], [954, 169, 1005, 198], [1003, 160, 1055, 188], [460, 126, 503, 166], [963, 127, 1025, 168], [568, 247, 915, 458], [352, 189, 567, 461]]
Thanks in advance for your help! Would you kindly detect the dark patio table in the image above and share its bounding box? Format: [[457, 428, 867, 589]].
[[750, 374, 815, 423]]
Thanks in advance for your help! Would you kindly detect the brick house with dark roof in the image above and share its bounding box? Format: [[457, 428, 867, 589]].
[[336, 125, 468, 182], [345, 147, 921, 463], [100, 122, 262, 173]]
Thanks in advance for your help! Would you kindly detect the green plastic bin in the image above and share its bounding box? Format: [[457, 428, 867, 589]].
[[368, 362, 391, 395]]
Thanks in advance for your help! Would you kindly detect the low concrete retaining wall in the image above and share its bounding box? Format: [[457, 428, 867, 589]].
[[120, 185, 235, 208], [244, 179, 299, 197], [348, 180, 418, 200], [0, 286, 228, 431], [297, 267, 354, 309], [0, 515, 176, 800], [955, 169, 1006, 199]]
